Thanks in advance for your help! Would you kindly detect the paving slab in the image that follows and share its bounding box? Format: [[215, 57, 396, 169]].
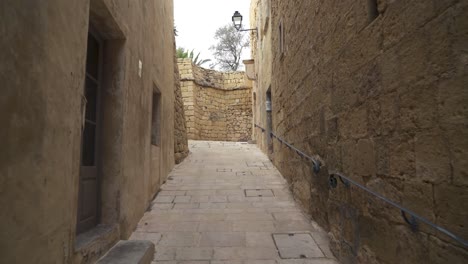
[[245, 189, 274, 197], [273, 233, 324, 259], [132, 141, 339, 263], [199, 232, 245, 247]]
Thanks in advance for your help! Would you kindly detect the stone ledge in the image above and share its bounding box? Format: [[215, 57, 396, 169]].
[[74, 224, 120, 263], [97, 240, 155, 264]]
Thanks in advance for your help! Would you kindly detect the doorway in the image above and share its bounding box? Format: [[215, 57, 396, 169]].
[[266, 88, 273, 156], [77, 31, 102, 234]]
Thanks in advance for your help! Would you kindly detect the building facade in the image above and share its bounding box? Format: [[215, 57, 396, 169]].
[[174, 53, 190, 164], [179, 59, 253, 142], [250, 0, 468, 263], [0, 0, 177, 263]]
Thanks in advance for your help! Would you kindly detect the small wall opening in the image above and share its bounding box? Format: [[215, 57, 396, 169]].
[[151, 87, 162, 146], [367, 0, 379, 22], [253, 92, 257, 137], [279, 20, 285, 57], [266, 87, 273, 156]]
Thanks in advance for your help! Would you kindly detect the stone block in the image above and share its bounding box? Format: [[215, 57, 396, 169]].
[[374, 134, 416, 180], [402, 180, 435, 225], [97, 240, 154, 264], [382, 2, 408, 48], [245, 232, 276, 248], [367, 93, 398, 137], [198, 221, 232, 232], [342, 139, 376, 179], [199, 232, 245, 247], [415, 131, 450, 183], [154, 247, 176, 261], [428, 235, 468, 263], [154, 196, 175, 203], [399, 81, 439, 132], [445, 126, 468, 186], [232, 220, 275, 232], [129, 232, 162, 244], [175, 247, 214, 260], [174, 196, 191, 203], [159, 233, 199, 247], [338, 107, 368, 139], [438, 76, 468, 130], [434, 183, 468, 239], [213, 247, 279, 260]]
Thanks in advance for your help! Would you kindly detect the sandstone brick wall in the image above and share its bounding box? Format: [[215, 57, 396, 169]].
[[173, 44, 189, 164], [1, 0, 177, 263], [250, 0, 273, 153], [178, 59, 252, 141], [252, 0, 468, 263]]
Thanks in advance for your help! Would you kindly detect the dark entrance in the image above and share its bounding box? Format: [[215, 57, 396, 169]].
[[266, 88, 273, 157], [77, 31, 102, 234]]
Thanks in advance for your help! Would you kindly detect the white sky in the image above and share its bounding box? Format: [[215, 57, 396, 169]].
[[174, 0, 251, 70]]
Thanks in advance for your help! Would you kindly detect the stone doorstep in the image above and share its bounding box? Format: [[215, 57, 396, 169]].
[[97, 240, 155, 264]]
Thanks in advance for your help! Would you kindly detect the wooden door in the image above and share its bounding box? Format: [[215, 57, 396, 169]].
[[77, 32, 102, 234]]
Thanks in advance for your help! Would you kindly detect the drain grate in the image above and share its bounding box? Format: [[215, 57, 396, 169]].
[[273, 233, 324, 259], [244, 189, 274, 197]]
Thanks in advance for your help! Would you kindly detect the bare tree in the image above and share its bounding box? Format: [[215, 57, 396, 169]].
[[209, 24, 249, 71]]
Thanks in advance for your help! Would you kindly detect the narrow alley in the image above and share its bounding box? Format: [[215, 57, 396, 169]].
[[132, 141, 338, 263], [2, 0, 468, 263]]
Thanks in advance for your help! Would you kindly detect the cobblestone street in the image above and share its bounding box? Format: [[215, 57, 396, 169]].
[[131, 141, 338, 264]]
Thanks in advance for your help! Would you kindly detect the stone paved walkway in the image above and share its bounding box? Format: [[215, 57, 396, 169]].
[[131, 141, 339, 264]]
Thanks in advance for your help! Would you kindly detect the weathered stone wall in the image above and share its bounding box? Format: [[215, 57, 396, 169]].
[[173, 44, 189, 164], [250, 0, 273, 153], [179, 59, 253, 141], [0, 0, 176, 263], [252, 0, 468, 263]]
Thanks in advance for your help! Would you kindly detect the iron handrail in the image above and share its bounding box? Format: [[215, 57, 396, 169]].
[[254, 123, 468, 247]]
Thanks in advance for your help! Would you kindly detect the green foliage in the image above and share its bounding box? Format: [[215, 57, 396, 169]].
[[176, 47, 211, 66], [176, 47, 189, 58]]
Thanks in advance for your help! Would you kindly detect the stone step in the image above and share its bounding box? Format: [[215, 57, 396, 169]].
[[97, 240, 154, 264]]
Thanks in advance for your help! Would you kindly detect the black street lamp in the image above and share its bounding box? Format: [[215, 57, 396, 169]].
[[232, 11, 243, 30], [231, 11, 257, 34]]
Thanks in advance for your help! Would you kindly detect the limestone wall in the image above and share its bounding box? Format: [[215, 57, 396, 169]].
[[250, 0, 273, 154], [0, 0, 176, 263], [173, 44, 189, 164], [252, 0, 468, 263], [178, 59, 252, 141]]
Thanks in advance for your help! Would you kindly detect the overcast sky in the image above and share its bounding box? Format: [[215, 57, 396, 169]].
[[174, 0, 251, 70]]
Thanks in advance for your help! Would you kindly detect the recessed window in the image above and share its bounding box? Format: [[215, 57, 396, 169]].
[[151, 88, 161, 146], [368, 0, 379, 22]]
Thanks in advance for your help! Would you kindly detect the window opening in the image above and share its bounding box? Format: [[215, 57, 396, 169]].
[[368, 0, 379, 22], [151, 88, 162, 146]]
